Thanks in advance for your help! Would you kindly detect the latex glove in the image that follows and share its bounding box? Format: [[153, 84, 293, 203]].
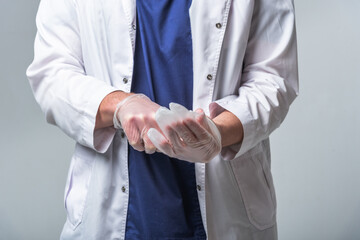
[[147, 103, 221, 163], [113, 93, 161, 154]]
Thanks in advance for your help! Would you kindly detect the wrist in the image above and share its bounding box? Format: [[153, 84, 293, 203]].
[[95, 91, 133, 130], [211, 110, 244, 147]]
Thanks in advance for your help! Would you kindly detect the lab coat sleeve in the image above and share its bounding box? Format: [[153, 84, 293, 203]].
[[26, 0, 118, 153], [209, 0, 299, 160]]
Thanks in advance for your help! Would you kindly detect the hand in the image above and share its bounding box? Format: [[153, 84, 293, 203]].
[[147, 103, 221, 163], [113, 94, 161, 154]]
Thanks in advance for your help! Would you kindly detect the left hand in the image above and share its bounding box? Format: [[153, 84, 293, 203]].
[[147, 103, 221, 163]]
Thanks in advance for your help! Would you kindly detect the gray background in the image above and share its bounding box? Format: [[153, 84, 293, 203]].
[[0, 0, 359, 239]]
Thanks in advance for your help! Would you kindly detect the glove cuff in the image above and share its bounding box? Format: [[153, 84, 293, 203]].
[[113, 93, 149, 129]]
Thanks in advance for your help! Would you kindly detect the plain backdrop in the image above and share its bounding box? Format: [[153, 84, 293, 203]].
[[0, 0, 359, 239]]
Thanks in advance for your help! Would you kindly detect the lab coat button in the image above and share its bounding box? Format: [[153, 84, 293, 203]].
[[216, 23, 222, 29], [121, 186, 126, 193], [197, 185, 202, 191], [123, 78, 129, 84], [120, 131, 125, 138], [207, 74, 213, 81], [132, 24, 136, 30]]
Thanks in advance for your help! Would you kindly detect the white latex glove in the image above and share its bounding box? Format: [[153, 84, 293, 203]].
[[147, 103, 221, 163], [113, 94, 161, 154]]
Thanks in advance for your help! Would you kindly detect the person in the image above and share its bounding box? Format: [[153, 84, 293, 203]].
[[27, 0, 298, 239]]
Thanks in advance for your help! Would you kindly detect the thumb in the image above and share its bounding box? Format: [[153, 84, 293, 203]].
[[195, 108, 211, 132]]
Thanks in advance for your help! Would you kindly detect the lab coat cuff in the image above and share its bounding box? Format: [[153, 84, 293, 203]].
[[210, 96, 257, 160], [80, 80, 118, 153]]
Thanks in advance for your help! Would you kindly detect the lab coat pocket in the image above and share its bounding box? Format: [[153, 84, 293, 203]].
[[64, 144, 96, 230], [230, 150, 276, 230]]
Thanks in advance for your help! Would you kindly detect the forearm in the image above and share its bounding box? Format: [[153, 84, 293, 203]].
[[95, 91, 134, 130], [212, 110, 244, 148], [96, 91, 244, 150]]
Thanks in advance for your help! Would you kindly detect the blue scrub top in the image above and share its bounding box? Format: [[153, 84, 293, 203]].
[[125, 0, 207, 239]]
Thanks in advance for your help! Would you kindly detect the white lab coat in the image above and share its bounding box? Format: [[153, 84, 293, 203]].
[[27, 0, 298, 239]]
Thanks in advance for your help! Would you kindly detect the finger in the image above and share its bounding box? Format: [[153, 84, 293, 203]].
[[123, 119, 145, 152], [155, 107, 178, 137], [172, 120, 197, 144], [168, 103, 198, 146], [143, 134, 157, 154], [169, 102, 190, 118], [165, 124, 186, 149], [183, 117, 210, 140], [194, 109, 209, 129], [147, 128, 175, 157], [194, 109, 221, 142], [195, 108, 204, 114], [130, 138, 145, 152], [147, 116, 167, 139], [140, 127, 157, 154], [194, 109, 219, 139]]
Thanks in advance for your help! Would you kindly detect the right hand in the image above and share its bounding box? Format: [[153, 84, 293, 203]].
[[147, 103, 221, 163], [113, 94, 161, 154]]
